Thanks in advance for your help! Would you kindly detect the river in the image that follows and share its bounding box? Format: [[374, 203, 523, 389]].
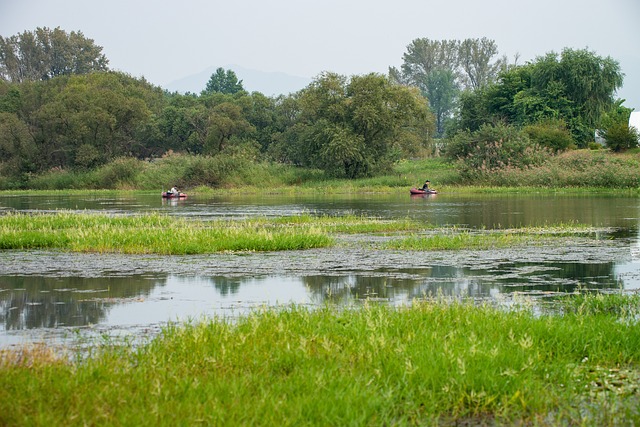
[[1, 191, 638, 349]]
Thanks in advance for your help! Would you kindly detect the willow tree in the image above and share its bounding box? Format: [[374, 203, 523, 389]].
[[456, 48, 624, 145], [531, 48, 624, 128]]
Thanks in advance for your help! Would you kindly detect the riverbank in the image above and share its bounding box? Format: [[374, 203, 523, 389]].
[[1, 294, 639, 425], [2, 150, 639, 192]]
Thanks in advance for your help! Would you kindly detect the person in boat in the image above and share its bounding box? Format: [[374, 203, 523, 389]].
[[169, 186, 179, 195], [421, 180, 431, 191]]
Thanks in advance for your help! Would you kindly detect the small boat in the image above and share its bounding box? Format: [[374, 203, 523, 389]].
[[162, 191, 187, 199], [410, 187, 437, 195]]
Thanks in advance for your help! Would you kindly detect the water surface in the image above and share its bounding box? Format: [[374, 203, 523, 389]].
[[1, 192, 638, 348]]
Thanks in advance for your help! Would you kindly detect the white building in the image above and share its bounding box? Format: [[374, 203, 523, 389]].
[[630, 111, 640, 134]]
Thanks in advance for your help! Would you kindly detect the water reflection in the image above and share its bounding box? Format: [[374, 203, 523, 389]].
[[1, 259, 632, 347], [1, 193, 639, 228], [0, 275, 161, 330]]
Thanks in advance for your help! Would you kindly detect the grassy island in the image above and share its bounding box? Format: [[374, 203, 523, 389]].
[[0, 212, 606, 254]]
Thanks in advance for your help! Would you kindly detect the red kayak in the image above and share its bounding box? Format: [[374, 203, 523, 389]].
[[162, 191, 187, 199], [410, 187, 437, 195]]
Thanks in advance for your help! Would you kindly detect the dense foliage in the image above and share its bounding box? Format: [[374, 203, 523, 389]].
[[0, 68, 434, 186], [0, 72, 165, 182], [453, 48, 624, 146], [269, 72, 434, 178], [445, 123, 552, 179]]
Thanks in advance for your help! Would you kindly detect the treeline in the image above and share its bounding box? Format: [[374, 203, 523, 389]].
[[0, 70, 433, 185], [0, 28, 637, 189]]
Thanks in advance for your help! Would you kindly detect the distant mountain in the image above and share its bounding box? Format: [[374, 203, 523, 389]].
[[164, 65, 311, 96]]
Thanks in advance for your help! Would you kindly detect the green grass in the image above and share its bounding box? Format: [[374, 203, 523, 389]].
[[0, 212, 425, 254], [384, 224, 603, 250], [0, 212, 605, 254], [1, 294, 639, 425], [0, 212, 333, 254]]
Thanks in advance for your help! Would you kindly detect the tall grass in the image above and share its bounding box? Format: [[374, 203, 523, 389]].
[[457, 150, 640, 189], [1, 295, 639, 425], [8, 150, 640, 192]]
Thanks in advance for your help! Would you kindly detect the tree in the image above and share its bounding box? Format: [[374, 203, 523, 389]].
[[158, 94, 205, 153], [600, 121, 638, 152], [393, 37, 504, 138], [598, 102, 638, 152], [398, 38, 459, 88], [205, 102, 254, 154], [454, 48, 624, 146], [458, 38, 505, 90], [202, 68, 245, 95], [423, 68, 459, 136], [531, 49, 623, 129], [2, 72, 164, 171], [395, 37, 504, 92], [0, 112, 38, 177], [284, 72, 432, 178], [0, 27, 108, 82]]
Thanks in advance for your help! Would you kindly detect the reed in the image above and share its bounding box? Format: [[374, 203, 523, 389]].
[[1, 294, 638, 425]]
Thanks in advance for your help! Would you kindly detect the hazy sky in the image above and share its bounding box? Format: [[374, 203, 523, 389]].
[[1, 0, 639, 108]]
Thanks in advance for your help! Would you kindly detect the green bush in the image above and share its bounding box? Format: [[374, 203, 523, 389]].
[[523, 119, 576, 152], [133, 153, 191, 190], [445, 123, 551, 179], [181, 155, 245, 188], [601, 121, 639, 152], [470, 150, 640, 188], [28, 168, 93, 190], [90, 157, 145, 189]]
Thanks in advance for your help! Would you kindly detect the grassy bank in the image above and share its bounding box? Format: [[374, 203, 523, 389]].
[[0, 212, 603, 254], [458, 150, 640, 189], [1, 294, 639, 425], [2, 149, 639, 192]]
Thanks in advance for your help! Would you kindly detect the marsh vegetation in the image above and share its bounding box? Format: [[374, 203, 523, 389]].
[[0, 211, 609, 254]]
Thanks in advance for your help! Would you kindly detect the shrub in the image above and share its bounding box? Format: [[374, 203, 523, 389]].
[[600, 121, 639, 152], [445, 123, 552, 179], [523, 119, 576, 152], [90, 157, 145, 189], [27, 168, 94, 190], [473, 150, 640, 188]]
